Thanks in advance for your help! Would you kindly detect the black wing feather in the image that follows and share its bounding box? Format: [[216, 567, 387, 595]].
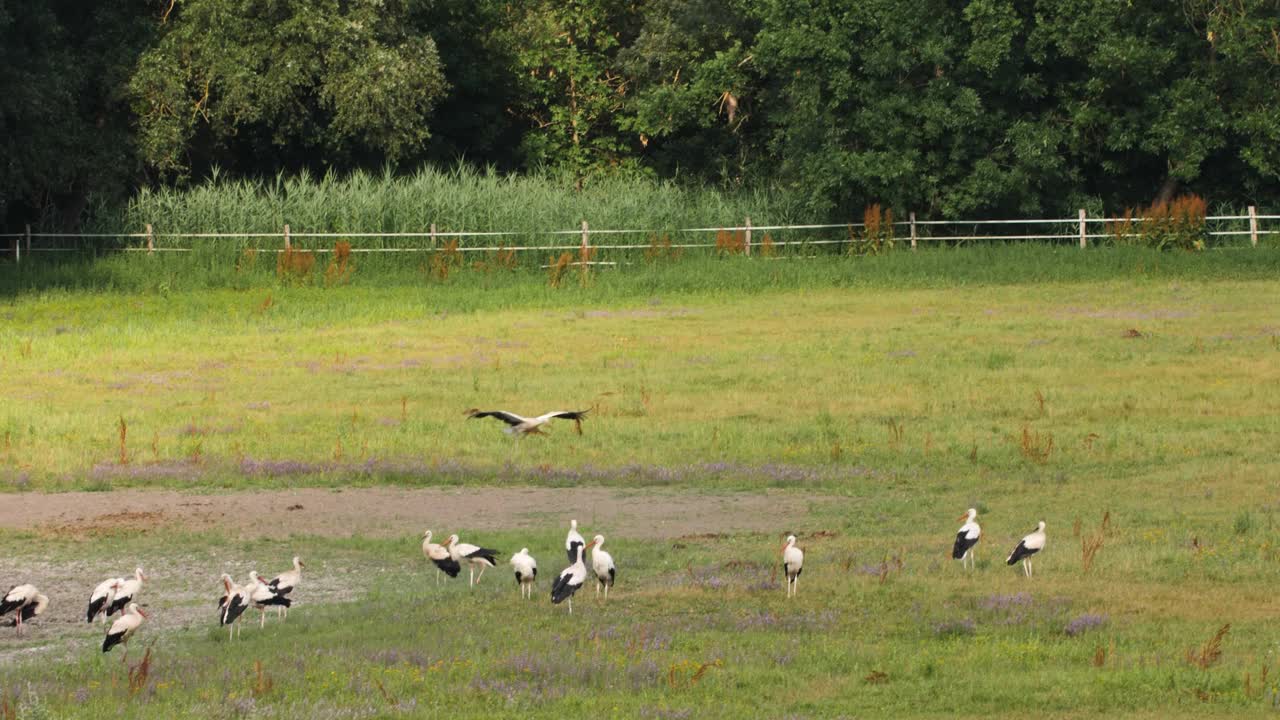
[[550, 573, 581, 604], [102, 631, 125, 653], [464, 548, 500, 565], [87, 597, 107, 623], [1006, 541, 1039, 565], [952, 532, 979, 559], [432, 557, 462, 577], [106, 594, 131, 616], [222, 595, 247, 625], [470, 411, 524, 427]]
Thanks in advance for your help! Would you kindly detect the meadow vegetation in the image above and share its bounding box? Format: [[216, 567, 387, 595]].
[[1, 244, 1278, 716]]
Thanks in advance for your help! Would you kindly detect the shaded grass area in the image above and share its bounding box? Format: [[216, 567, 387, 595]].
[[2, 242, 1278, 297], [4, 494, 1280, 718]]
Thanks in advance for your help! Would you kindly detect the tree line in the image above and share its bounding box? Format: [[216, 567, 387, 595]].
[[2, 0, 1277, 230]]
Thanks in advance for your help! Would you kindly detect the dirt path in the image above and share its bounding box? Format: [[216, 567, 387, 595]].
[[0, 486, 826, 540]]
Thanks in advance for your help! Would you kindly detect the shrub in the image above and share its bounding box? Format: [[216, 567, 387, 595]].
[[849, 204, 895, 255], [1108, 194, 1207, 251]]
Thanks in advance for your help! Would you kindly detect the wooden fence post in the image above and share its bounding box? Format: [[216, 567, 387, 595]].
[[744, 216, 752, 256], [283, 224, 291, 251], [429, 222, 437, 248], [909, 212, 917, 251], [1248, 205, 1258, 247], [146, 223, 154, 254], [1078, 209, 1087, 249], [580, 220, 589, 260]]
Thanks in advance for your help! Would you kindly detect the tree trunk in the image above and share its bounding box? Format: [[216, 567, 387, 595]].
[[1153, 173, 1178, 206]]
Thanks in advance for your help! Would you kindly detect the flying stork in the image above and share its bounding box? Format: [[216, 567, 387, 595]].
[[465, 408, 589, 436], [952, 508, 982, 570], [1006, 521, 1047, 577]]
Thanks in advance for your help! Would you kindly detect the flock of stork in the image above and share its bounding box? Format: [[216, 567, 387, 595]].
[[0, 557, 304, 662], [2, 404, 1052, 658], [421, 520, 617, 613]]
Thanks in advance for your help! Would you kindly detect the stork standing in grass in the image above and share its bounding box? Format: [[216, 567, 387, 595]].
[[465, 409, 589, 436], [551, 540, 595, 614], [510, 548, 538, 599], [266, 556, 304, 621], [591, 535, 616, 600], [566, 519, 585, 564], [87, 577, 123, 624], [782, 535, 804, 599], [1006, 521, 1047, 577], [423, 530, 461, 584], [248, 571, 291, 628], [2, 584, 49, 637], [952, 508, 982, 570], [107, 568, 147, 617], [218, 573, 250, 639], [102, 603, 147, 661], [444, 535, 500, 587]]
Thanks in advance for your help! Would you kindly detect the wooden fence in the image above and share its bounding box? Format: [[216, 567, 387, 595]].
[[2, 207, 1276, 264]]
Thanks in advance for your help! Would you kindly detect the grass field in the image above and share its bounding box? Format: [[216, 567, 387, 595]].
[[2, 245, 1280, 717]]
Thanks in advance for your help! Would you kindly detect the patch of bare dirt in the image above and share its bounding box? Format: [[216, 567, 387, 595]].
[[1, 486, 818, 541]]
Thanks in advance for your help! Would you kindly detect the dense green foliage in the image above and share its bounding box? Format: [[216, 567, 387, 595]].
[[1, 0, 1277, 229]]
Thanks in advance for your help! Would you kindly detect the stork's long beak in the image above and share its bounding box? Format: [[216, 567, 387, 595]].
[[957, 513, 968, 521], [442, 537, 453, 546], [138, 608, 149, 619]]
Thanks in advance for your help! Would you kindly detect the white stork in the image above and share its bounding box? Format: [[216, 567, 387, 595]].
[[218, 573, 250, 639], [102, 603, 147, 661], [443, 534, 500, 587], [952, 508, 982, 570], [87, 577, 123, 624], [466, 408, 589, 436], [266, 556, 304, 621], [107, 567, 147, 617], [423, 530, 461, 584], [551, 539, 595, 614], [590, 535, 616, 600], [565, 519, 585, 563], [2, 584, 49, 637], [1006, 521, 1047, 577], [782, 535, 804, 599], [247, 571, 291, 628], [510, 548, 538, 599]]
